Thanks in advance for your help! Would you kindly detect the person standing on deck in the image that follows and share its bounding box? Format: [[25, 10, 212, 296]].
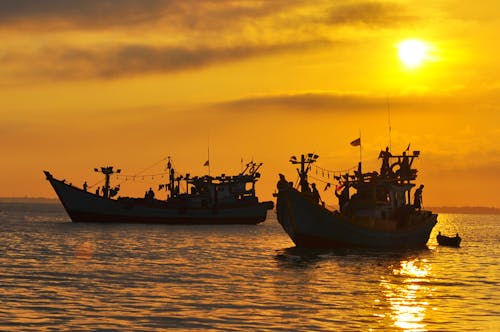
[[335, 184, 350, 212], [277, 174, 289, 191], [311, 183, 321, 204], [413, 184, 424, 211], [379, 147, 392, 178]]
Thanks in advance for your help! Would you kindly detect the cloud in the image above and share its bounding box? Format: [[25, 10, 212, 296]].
[[214, 91, 464, 113], [0, 1, 425, 83], [0, 0, 172, 29], [1, 40, 331, 82], [0, 1, 418, 33], [325, 1, 417, 27], [0, 0, 306, 31]]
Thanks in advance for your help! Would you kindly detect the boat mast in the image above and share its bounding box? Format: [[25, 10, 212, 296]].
[[359, 129, 362, 176], [290, 153, 319, 192], [207, 144, 211, 176], [386, 96, 392, 152], [94, 166, 121, 199], [166, 156, 176, 198]]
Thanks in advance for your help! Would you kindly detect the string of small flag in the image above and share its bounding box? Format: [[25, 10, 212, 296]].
[[87, 156, 210, 189], [307, 174, 341, 192], [113, 171, 171, 182], [88, 171, 171, 189], [113, 156, 178, 186], [311, 164, 357, 180]]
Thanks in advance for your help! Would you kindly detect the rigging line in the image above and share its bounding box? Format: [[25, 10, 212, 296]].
[[312, 154, 385, 176], [131, 157, 169, 177], [114, 156, 169, 187], [115, 165, 192, 186], [88, 179, 104, 189], [117, 171, 170, 178], [313, 164, 356, 172], [312, 164, 357, 174], [308, 174, 335, 185]]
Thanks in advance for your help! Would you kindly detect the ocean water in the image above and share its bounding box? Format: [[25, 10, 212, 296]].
[[0, 202, 498, 331]]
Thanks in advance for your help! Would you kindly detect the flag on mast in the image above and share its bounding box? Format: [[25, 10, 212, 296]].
[[350, 137, 361, 146]]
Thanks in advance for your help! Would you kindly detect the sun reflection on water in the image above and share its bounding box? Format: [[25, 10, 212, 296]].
[[75, 241, 94, 261], [380, 258, 432, 331]]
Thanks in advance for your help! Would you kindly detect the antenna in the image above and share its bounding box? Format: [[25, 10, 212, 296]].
[[386, 95, 392, 151], [207, 141, 211, 177], [359, 129, 362, 163], [359, 129, 362, 176]]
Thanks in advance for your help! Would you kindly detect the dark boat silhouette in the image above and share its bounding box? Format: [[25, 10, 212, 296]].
[[436, 232, 461, 247], [44, 160, 273, 224], [276, 147, 437, 248]]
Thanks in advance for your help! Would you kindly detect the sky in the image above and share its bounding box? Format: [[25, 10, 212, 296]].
[[1, 0, 499, 207]]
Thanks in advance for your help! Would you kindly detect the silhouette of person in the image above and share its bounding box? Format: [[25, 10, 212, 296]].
[[147, 187, 155, 200], [335, 184, 349, 212], [311, 183, 321, 204], [413, 184, 424, 210], [379, 147, 392, 177], [96, 186, 100, 196], [277, 174, 289, 191], [83, 181, 88, 192], [399, 151, 410, 178], [299, 176, 310, 193]]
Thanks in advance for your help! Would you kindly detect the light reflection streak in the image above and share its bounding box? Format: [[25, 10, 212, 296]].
[[380, 258, 432, 331], [75, 241, 94, 261]]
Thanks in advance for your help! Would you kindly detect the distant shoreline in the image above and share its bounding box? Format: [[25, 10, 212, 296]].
[[427, 206, 500, 215], [1, 198, 499, 215], [0, 197, 59, 204]]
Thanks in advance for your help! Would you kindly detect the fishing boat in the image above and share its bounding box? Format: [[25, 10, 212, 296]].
[[44, 159, 273, 224], [436, 232, 461, 247], [275, 148, 438, 248]]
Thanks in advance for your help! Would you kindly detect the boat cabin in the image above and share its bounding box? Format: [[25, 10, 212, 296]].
[[163, 161, 263, 207], [291, 149, 424, 221]]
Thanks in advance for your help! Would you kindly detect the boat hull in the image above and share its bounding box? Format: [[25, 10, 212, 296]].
[[437, 234, 461, 247], [276, 187, 437, 248], [45, 172, 273, 224]]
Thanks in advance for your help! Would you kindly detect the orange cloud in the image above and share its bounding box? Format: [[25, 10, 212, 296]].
[[1, 40, 331, 82], [214, 91, 468, 113], [0, 0, 306, 31], [325, 1, 417, 27]]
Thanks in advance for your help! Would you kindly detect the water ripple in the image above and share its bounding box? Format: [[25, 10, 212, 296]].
[[0, 206, 499, 330]]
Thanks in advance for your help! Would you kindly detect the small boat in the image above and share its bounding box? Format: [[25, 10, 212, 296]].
[[44, 159, 273, 224], [436, 232, 461, 247], [276, 148, 438, 249]]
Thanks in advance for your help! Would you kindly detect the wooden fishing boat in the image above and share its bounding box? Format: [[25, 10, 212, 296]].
[[44, 159, 273, 224], [276, 148, 437, 248]]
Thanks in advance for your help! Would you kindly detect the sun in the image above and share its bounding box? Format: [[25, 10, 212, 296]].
[[397, 39, 428, 68]]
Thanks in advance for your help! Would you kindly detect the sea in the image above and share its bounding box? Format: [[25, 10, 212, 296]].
[[0, 201, 498, 331]]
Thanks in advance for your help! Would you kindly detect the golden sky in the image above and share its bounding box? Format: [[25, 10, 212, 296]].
[[1, 0, 499, 207]]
